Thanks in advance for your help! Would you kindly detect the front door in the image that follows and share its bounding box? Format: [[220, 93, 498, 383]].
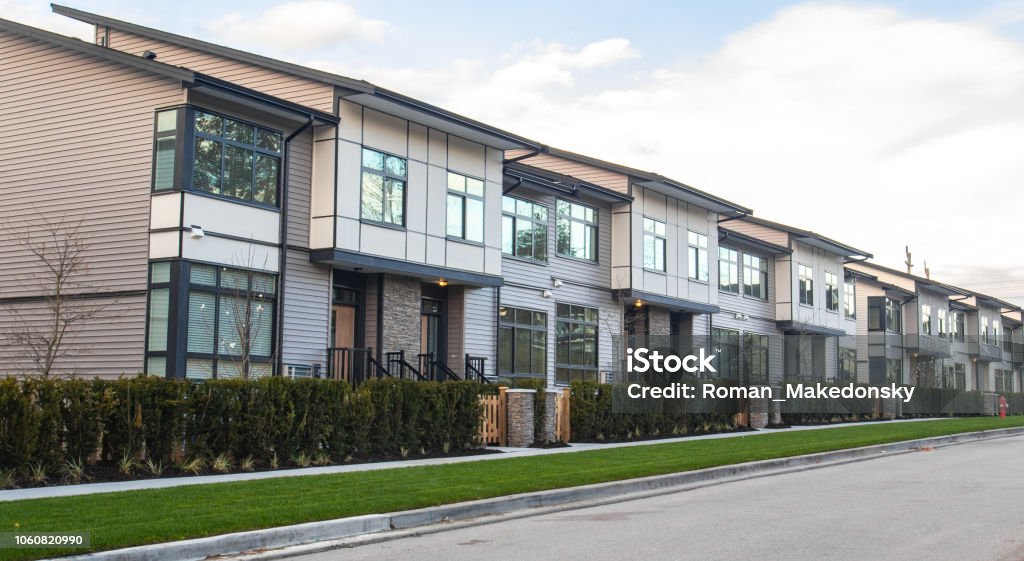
[[329, 286, 360, 381]]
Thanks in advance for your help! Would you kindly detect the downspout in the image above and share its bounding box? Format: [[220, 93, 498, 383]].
[[276, 115, 315, 376]]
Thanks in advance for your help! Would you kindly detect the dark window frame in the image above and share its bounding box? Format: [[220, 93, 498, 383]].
[[742, 253, 768, 300], [555, 199, 598, 262], [718, 246, 739, 293], [643, 217, 667, 272], [798, 264, 814, 306], [360, 146, 408, 227], [497, 305, 548, 379], [555, 302, 599, 384], [501, 195, 549, 263], [825, 271, 839, 312], [446, 171, 486, 243], [188, 107, 284, 207], [687, 230, 709, 282]]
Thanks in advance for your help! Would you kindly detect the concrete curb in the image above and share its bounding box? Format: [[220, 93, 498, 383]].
[[46, 426, 1024, 561]]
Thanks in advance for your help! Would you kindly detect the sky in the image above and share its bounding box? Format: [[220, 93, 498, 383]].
[[6, 0, 1024, 304]]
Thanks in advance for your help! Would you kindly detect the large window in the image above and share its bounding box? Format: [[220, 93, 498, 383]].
[[995, 369, 1013, 393], [843, 281, 856, 319], [798, 265, 814, 306], [556, 200, 597, 261], [191, 110, 282, 206], [951, 311, 965, 342], [361, 148, 406, 226], [743, 332, 769, 384], [718, 247, 739, 293], [981, 317, 990, 344], [743, 254, 768, 300], [825, 272, 839, 312], [447, 172, 484, 243], [502, 196, 548, 262], [711, 328, 739, 381], [937, 309, 947, 338], [921, 305, 932, 336], [556, 303, 599, 383], [498, 306, 547, 379], [185, 264, 276, 379], [687, 231, 709, 282], [838, 347, 857, 383], [643, 218, 667, 272], [867, 297, 902, 333]]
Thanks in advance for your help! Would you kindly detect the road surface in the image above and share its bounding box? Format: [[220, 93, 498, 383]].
[[292, 435, 1024, 561]]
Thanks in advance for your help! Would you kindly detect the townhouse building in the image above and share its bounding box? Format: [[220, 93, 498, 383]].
[[719, 217, 870, 384]]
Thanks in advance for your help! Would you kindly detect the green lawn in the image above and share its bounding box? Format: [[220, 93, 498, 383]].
[[2, 416, 1023, 560]]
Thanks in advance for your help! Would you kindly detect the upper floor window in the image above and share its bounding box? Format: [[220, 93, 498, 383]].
[[743, 254, 767, 300], [687, 231, 709, 282], [192, 110, 282, 206], [937, 308, 947, 338], [951, 311, 965, 342], [843, 281, 856, 319], [1003, 327, 1013, 353], [993, 319, 1002, 346], [556, 200, 597, 261], [867, 297, 902, 333], [446, 172, 484, 243], [643, 218, 667, 272], [502, 196, 548, 262], [798, 265, 814, 306], [153, 110, 179, 192], [921, 305, 932, 335], [981, 317, 990, 344], [718, 247, 739, 293], [361, 148, 406, 226], [886, 298, 902, 333], [825, 272, 839, 312]]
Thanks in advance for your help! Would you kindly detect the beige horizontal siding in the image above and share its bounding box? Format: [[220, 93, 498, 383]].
[[505, 150, 630, 194], [104, 28, 335, 113], [721, 221, 790, 248]]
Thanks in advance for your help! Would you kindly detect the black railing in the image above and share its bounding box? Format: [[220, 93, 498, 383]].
[[417, 352, 462, 382], [385, 350, 428, 381], [326, 347, 389, 387], [465, 354, 489, 383]]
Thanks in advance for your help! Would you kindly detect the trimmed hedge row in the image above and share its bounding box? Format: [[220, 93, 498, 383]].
[[568, 380, 740, 442], [0, 376, 483, 472]]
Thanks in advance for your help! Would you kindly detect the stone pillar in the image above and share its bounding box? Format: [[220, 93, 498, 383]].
[[380, 275, 421, 357], [749, 387, 769, 429], [506, 389, 536, 448], [881, 398, 899, 420], [540, 390, 558, 443], [982, 393, 998, 416], [770, 384, 783, 425]]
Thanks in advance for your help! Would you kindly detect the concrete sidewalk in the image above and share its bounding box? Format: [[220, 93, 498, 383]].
[[0, 417, 942, 502]]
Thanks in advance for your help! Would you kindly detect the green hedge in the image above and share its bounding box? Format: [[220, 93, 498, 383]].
[[568, 380, 740, 442], [0, 376, 483, 473]]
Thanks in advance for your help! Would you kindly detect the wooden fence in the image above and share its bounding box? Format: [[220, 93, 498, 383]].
[[478, 386, 572, 446]]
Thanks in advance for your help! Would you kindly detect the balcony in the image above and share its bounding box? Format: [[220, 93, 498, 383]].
[[968, 337, 1003, 362], [902, 333, 951, 358]]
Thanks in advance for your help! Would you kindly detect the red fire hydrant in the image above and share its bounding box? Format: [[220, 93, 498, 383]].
[[999, 395, 1008, 419]]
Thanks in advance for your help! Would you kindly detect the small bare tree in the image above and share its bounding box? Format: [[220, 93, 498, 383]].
[[1, 214, 109, 377]]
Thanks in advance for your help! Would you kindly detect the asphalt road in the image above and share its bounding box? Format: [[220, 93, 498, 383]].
[[295, 435, 1024, 561]]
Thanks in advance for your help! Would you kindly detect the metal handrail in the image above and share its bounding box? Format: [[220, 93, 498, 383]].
[[465, 354, 489, 383]]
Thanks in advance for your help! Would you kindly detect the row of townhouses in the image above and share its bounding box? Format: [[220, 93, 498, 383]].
[[1, 7, 1021, 394]]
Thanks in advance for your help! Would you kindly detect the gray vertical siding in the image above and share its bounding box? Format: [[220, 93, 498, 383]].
[[0, 28, 183, 377], [463, 286, 497, 373], [446, 286, 466, 370], [281, 129, 331, 369]]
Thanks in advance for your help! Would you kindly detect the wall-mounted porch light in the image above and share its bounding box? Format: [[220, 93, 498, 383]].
[[438, 279, 448, 287]]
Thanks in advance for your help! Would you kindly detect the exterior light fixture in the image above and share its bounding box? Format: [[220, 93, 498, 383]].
[[634, 298, 643, 308], [553, 278, 564, 288], [542, 289, 552, 299], [438, 279, 448, 287], [190, 226, 204, 239]]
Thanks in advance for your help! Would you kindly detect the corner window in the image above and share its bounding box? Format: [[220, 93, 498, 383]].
[[825, 272, 838, 312], [718, 247, 738, 293], [555, 303, 598, 383], [843, 281, 856, 319], [556, 200, 597, 261], [361, 148, 406, 226], [502, 196, 548, 262], [191, 110, 282, 206], [447, 172, 484, 243], [643, 218, 667, 272], [743, 254, 767, 300], [152, 109, 180, 191], [687, 231, 709, 282], [498, 306, 547, 378], [798, 265, 814, 306]]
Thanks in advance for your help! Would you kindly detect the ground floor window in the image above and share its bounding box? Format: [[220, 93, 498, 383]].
[[743, 333, 770, 384], [954, 363, 966, 390], [711, 328, 739, 381], [838, 347, 857, 383], [784, 334, 826, 381], [556, 303, 598, 384], [145, 260, 277, 379], [995, 369, 1013, 393], [498, 306, 547, 379]]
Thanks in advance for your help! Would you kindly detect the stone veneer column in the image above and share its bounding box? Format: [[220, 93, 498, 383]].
[[380, 275, 421, 357], [506, 389, 536, 447], [648, 308, 671, 340], [540, 390, 558, 443], [770, 384, 783, 425], [748, 387, 770, 429]]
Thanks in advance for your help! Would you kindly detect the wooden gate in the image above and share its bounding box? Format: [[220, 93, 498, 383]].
[[479, 386, 507, 446], [555, 387, 571, 443]]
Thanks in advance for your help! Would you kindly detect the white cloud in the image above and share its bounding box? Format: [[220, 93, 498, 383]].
[[315, 3, 1024, 303], [1, 0, 93, 40], [205, 0, 388, 50]]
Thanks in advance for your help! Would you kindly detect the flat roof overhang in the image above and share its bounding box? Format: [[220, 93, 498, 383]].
[[777, 321, 847, 337], [310, 249, 503, 288], [614, 289, 720, 315]]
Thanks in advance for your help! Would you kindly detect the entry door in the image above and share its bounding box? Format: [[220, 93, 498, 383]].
[[420, 299, 443, 358], [332, 305, 356, 349]]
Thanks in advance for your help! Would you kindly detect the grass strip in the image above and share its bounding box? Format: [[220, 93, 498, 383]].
[[2, 416, 1023, 561]]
